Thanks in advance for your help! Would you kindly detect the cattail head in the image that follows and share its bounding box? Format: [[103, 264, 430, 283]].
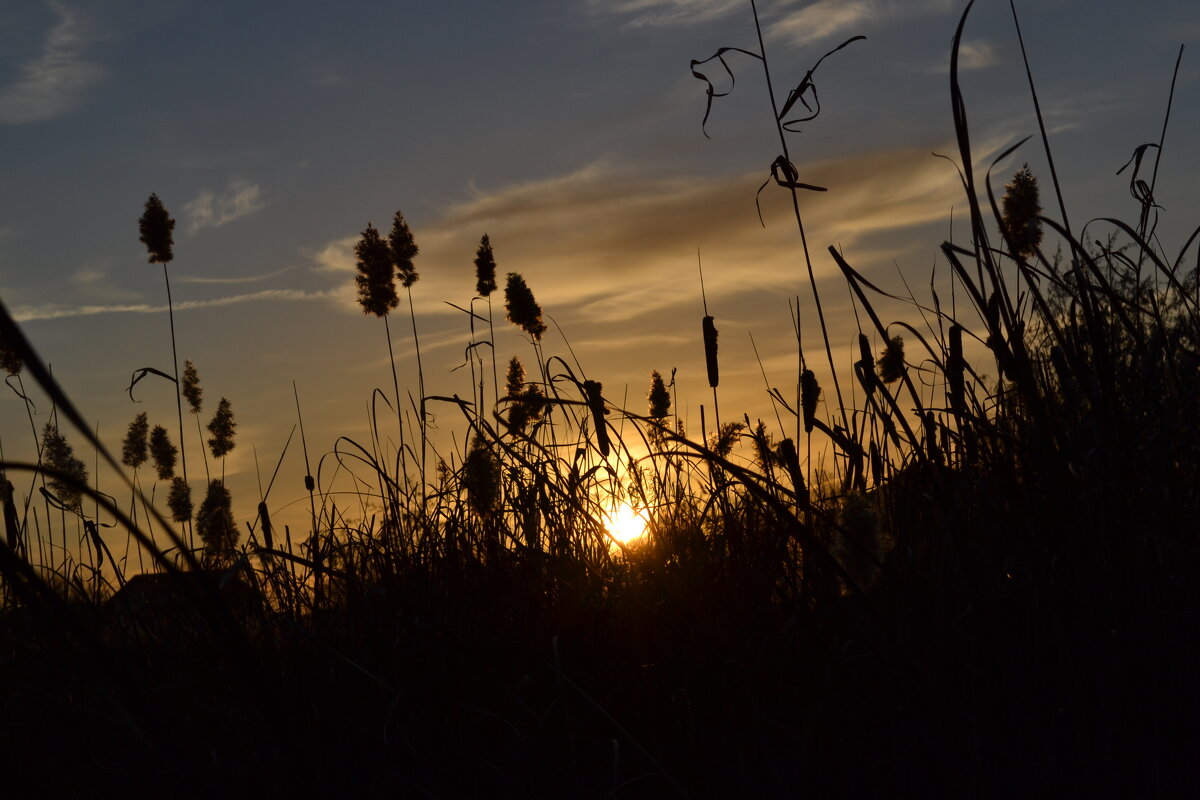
[[388, 210, 420, 288], [648, 370, 671, 422], [138, 193, 175, 264], [149, 425, 177, 480], [182, 360, 203, 414], [877, 335, 905, 384], [1001, 163, 1043, 259], [121, 412, 150, 469], [258, 500, 273, 551], [168, 477, 193, 523], [583, 380, 610, 457], [801, 369, 820, 433], [207, 397, 236, 459], [354, 223, 398, 317], [41, 423, 87, 511], [474, 234, 497, 297], [702, 315, 719, 388], [856, 333, 877, 396], [505, 273, 546, 341], [462, 435, 502, 517], [947, 324, 965, 411], [196, 480, 239, 561]]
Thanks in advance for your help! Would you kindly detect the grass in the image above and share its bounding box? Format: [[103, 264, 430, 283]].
[[2, 2, 1199, 796]]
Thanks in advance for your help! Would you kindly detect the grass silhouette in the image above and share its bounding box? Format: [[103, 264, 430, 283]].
[[1, 2, 1198, 796]]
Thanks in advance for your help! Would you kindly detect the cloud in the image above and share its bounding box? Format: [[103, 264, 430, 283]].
[[0, 1, 105, 124], [184, 179, 266, 234], [13, 288, 339, 322], [769, 0, 873, 48], [583, 0, 743, 28]]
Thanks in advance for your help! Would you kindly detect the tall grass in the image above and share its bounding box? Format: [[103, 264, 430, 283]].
[[0, 2, 1198, 795]]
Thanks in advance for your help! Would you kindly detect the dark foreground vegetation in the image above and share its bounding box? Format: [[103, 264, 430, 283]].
[[2, 3, 1199, 796]]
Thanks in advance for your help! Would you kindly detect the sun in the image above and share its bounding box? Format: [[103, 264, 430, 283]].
[[603, 503, 649, 546]]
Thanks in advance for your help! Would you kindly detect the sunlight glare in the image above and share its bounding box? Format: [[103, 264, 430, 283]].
[[604, 503, 649, 546]]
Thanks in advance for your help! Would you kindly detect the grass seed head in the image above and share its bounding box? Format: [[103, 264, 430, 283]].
[[138, 193, 175, 264], [474, 234, 497, 297], [41, 423, 88, 511], [648, 370, 671, 421], [354, 223, 399, 317], [182, 359, 203, 414], [504, 273, 546, 341], [149, 425, 177, 480], [1001, 163, 1043, 259], [197, 479, 238, 561], [0, 329, 21, 376], [584, 380, 610, 457], [877, 335, 905, 384], [121, 412, 150, 469], [388, 210, 420, 288], [207, 397, 236, 459], [168, 477, 193, 523], [463, 435, 502, 516]]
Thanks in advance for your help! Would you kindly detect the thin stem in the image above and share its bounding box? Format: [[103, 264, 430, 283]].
[[162, 263, 191, 552]]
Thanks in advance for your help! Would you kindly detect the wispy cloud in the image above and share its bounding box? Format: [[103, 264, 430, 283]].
[[13, 288, 338, 323], [0, 1, 105, 124], [583, 0, 743, 28], [770, 0, 955, 48], [184, 179, 265, 234], [176, 266, 299, 285]]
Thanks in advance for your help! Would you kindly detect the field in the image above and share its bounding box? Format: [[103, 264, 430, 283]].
[[2, 3, 1198, 796]]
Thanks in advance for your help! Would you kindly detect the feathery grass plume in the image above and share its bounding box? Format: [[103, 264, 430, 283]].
[[181, 359, 203, 414], [354, 223, 398, 317], [167, 477, 193, 523], [877, 335, 906, 384], [505, 356, 526, 398], [801, 369, 820, 433], [462, 435, 501, 516], [583, 380, 610, 457], [708, 421, 745, 459], [41, 423, 87, 511], [149, 425, 177, 480], [207, 397, 236, 459], [1001, 163, 1043, 259], [504, 273, 546, 341], [0, 328, 21, 376], [749, 419, 774, 471], [388, 210, 420, 288], [138, 193, 175, 264], [120, 412, 150, 469], [702, 315, 719, 388], [474, 234, 497, 297], [196, 479, 238, 560], [648, 370, 671, 430], [504, 357, 544, 433]]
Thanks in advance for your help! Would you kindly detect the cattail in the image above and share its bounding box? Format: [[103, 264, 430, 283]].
[[855, 333, 876, 397], [702, 315, 719, 388], [1001, 163, 1043, 259], [121, 412, 150, 469], [648, 370, 671, 422], [776, 437, 808, 507], [3, 479, 21, 552], [947, 324, 965, 414], [388, 211, 420, 288], [505, 273, 546, 341], [181, 359, 203, 414], [474, 234, 497, 297], [167, 477, 192, 523], [462, 435, 501, 516], [258, 500, 273, 551], [207, 397, 236, 459], [196, 480, 238, 560], [583, 380, 610, 457], [138, 193, 175, 264], [800, 369, 820, 433], [354, 223, 398, 317], [877, 335, 905, 384], [41, 423, 88, 511], [149, 425, 177, 480]]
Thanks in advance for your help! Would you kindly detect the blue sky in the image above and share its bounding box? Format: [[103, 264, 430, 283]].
[[1, 0, 1197, 532]]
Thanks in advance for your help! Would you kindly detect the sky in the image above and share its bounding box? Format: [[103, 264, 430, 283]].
[[1, 0, 1198, 540]]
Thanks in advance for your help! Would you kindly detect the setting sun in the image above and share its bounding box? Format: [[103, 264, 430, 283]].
[[603, 503, 649, 546]]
